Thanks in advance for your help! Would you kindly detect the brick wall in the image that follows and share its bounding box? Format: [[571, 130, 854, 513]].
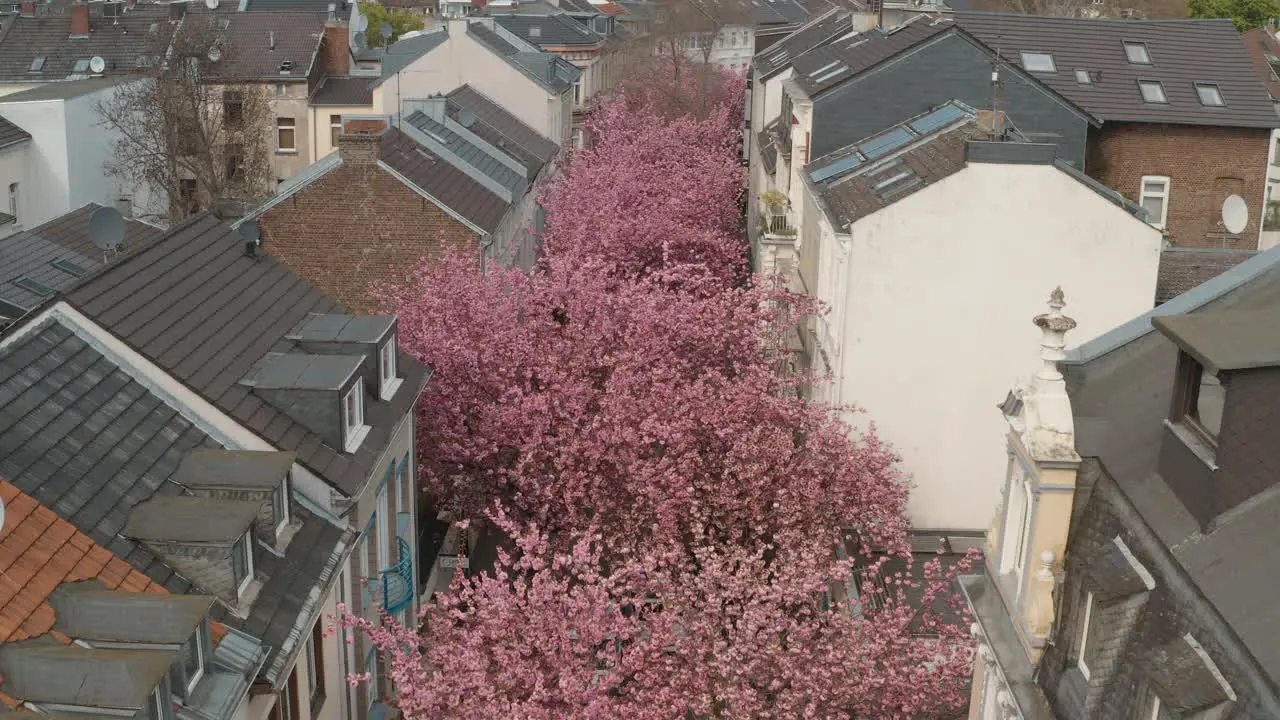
[[1088, 122, 1271, 250], [321, 23, 350, 76], [259, 132, 479, 312]]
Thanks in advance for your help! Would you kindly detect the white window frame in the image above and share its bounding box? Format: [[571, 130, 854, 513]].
[[379, 337, 399, 400], [999, 459, 1030, 576], [1124, 40, 1151, 64], [376, 484, 391, 571], [235, 533, 255, 596], [274, 473, 291, 533], [1139, 175, 1171, 230], [305, 629, 320, 699], [342, 377, 368, 451], [277, 117, 297, 152], [330, 113, 343, 149], [151, 686, 168, 720], [1078, 591, 1095, 680], [8, 182, 17, 220], [573, 79, 583, 105], [1150, 696, 1161, 720], [184, 628, 206, 693]]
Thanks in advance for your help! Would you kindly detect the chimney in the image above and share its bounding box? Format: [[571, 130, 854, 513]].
[[69, 2, 90, 36], [976, 109, 1007, 136], [323, 22, 350, 75], [168, 0, 186, 21], [19, 1, 35, 16], [338, 117, 388, 164]]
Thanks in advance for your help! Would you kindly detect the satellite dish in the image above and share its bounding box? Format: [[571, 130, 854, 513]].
[[379, 21, 393, 38], [205, 0, 219, 8], [239, 219, 261, 246], [356, 13, 369, 31], [1222, 194, 1248, 234], [88, 56, 106, 74], [208, 45, 222, 63], [353, 31, 367, 51], [89, 206, 125, 252]]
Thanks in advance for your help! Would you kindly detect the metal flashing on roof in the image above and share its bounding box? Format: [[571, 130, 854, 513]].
[[0, 644, 176, 710], [287, 313, 394, 344], [123, 495, 263, 544], [239, 352, 364, 392], [1152, 308, 1280, 373], [50, 585, 214, 645]]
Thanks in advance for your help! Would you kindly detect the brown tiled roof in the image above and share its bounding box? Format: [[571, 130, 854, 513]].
[[0, 6, 173, 83], [0, 479, 163, 707], [956, 12, 1280, 129], [1156, 247, 1257, 303], [1242, 27, 1280, 100], [310, 75, 374, 106], [817, 123, 977, 228], [379, 127, 512, 233], [204, 11, 326, 81], [62, 213, 430, 497]]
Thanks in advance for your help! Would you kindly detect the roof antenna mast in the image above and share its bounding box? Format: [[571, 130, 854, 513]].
[[990, 35, 1003, 141]]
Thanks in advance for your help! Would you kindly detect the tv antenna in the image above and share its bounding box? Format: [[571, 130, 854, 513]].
[[88, 56, 106, 74], [1221, 194, 1248, 235], [89, 205, 126, 262]]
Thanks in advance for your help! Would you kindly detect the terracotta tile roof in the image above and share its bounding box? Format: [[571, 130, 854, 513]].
[[0, 479, 164, 708]]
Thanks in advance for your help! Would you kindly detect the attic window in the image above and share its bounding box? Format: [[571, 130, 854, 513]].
[[342, 376, 368, 451], [1075, 69, 1091, 84], [279, 61, 295, 74], [1173, 353, 1223, 451], [51, 258, 88, 277], [72, 58, 90, 74], [872, 169, 922, 200], [175, 623, 208, 697], [28, 55, 45, 73], [1019, 51, 1056, 73], [529, 25, 542, 37], [233, 533, 255, 596], [13, 276, 55, 297], [1124, 41, 1151, 64], [379, 335, 399, 400], [1195, 82, 1225, 107], [1138, 79, 1167, 104], [272, 473, 291, 533]]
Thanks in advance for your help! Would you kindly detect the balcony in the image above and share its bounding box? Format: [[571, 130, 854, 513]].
[[379, 536, 414, 615], [759, 208, 797, 239]]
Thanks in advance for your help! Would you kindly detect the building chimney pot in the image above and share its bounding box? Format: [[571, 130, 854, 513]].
[[322, 23, 350, 75], [70, 2, 90, 36], [338, 118, 389, 164], [977, 109, 1007, 136], [19, 1, 35, 16]]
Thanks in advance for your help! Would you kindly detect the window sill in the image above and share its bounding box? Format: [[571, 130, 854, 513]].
[[379, 377, 403, 402], [276, 150, 299, 156], [1164, 419, 1219, 470], [344, 424, 371, 453]]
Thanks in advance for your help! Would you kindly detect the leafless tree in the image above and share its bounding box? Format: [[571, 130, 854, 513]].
[[97, 13, 275, 225]]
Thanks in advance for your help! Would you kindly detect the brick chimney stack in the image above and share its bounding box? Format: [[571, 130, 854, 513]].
[[338, 118, 389, 164], [19, 1, 35, 16], [69, 2, 90, 36], [322, 23, 351, 76]]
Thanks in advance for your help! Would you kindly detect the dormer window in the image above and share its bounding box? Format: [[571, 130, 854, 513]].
[[170, 620, 211, 700], [1174, 353, 1224, 451], [379, 335, 399, 400], [273, 472, 291, 533], [233, 533, 255, 596], [343, 376, 367, 451]]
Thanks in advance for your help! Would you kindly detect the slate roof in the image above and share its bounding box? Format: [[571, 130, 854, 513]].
[[955, 12, 1280, 128], [59, 213, 430, 498], [446, 84, 560, 175], [1156, 247, 1257, 304], [49, 585, 213, 645], [493, 12, 605, 46], [376, 28, 449, 84], [379, 126, 512, 233], [404, 109, 527, 194], [203, 11, 326, 81], [1241, 27, 1280, 100], [0, 644, 175, 711], [310, 75, 375, 106], [0, 115, 28, 150], [0, 318, 356, 687], [0, 203, 162, 322], [240, 0, 347, 11], [694, 0, 809, 25], [791, 15, 953, 96], [1060, 251, 1280, 688], [0, 75, 136, 102], [753, 7, 852, 79], [0, 5, 173, 83], [466, 20, 580, 92]]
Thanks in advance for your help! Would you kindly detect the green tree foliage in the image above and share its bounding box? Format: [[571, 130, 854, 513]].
[[1188, 0, 1280, 30], [359, 2, 425, 48]]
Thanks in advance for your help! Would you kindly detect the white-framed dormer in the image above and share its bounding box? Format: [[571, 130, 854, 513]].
[[274, 471, 292, 535], [343, 376, 369, 452], [379, 334, 401, 401], [234, 531, 256, 598]]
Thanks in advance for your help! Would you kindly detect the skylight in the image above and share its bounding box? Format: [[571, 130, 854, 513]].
[[808, 60, 843, 77], [1074, 69, 1091, 84], [809, 153, 863, 184], [908, 103, 968, 135], [860, 126, 915, 160], [28, 55, 45, 73], [1195, 82, 1225, 107], [1020, 51, 1056, 73], [873, 170, 922, 200], [14, 276, 55, 297], [1138, 79, 1167, 104], [1123, 41, 1151, 64], [72, 58, 90, 73], [810, 63, 849, 84], [51, 259, 88, 277]]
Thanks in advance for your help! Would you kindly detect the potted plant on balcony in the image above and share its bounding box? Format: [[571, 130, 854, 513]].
[[759, 190, 795, 236]]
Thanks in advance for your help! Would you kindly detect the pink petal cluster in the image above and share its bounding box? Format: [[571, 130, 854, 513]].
[[357, 63, 977, 719]]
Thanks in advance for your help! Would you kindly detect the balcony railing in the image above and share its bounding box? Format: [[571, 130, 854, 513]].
[[759, 209, 797, 238], [380, 536, 414, 615]]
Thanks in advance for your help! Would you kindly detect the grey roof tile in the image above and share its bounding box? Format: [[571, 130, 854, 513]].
[[309, 75, 375, 106], [377, 28, 450, 83], [50, 585, 213, 645], [0, 114, 29, 150], [378, 126, 512, 233], [202, 11, 326, 81], [753, 7, 852, 79], [61, 213, 430, 498], [956, 12, 1280, 128], [404, 108, 527, 193], [791, 16, 953, 96], [466, 20, 579, 92], [493, 12, 605, 47], [0, 203, 162, 320], [0, 5, 174, 83]]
